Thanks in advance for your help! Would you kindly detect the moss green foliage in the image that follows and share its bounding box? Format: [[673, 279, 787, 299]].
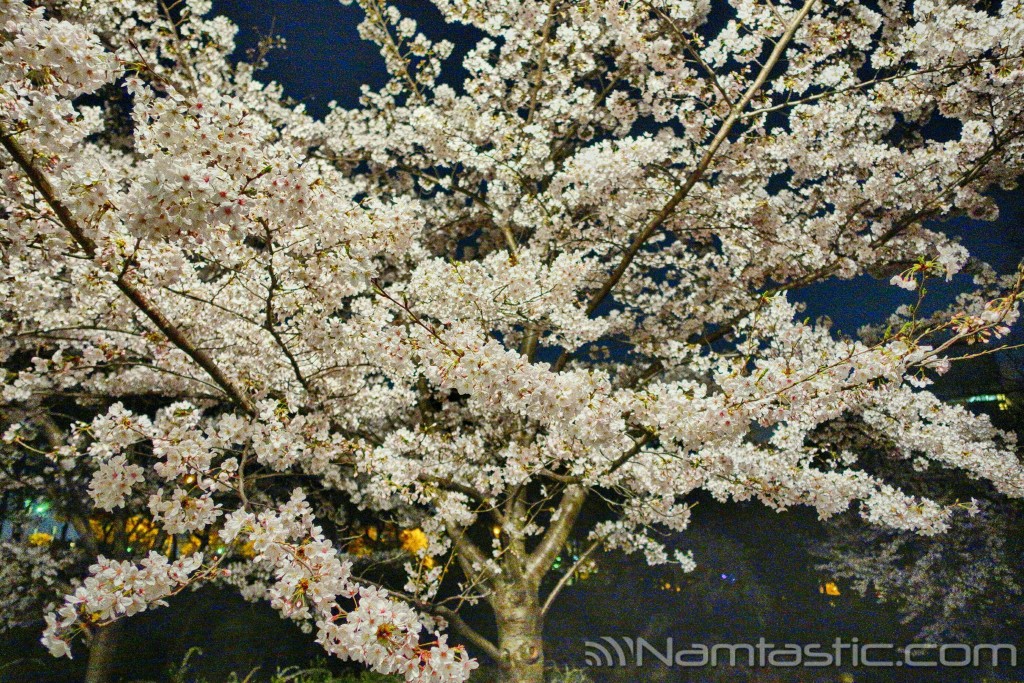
[[543, 667, 593, 683], [268, 670, 400, 683]]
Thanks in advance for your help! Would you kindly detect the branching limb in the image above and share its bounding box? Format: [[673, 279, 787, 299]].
[[525, 484, 586, 582], [580, 0, 819, 319], [0, 131, 255, 414]]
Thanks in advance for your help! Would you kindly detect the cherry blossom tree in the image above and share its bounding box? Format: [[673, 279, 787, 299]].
[[3, 0, 1024, 681], [810, 406, 1024, 645], [0, 403, 237, 683]]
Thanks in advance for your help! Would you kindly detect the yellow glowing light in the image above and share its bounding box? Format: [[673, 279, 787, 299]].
[[399, 528, 435, 569], [28, 531, 54, 546], [347, 537, 372, 556], [399, 528, 429, 554], [819, 581, 841, 596]]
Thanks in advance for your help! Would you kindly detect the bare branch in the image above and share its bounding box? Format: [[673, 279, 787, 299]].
[[540, 534, 602, 619]]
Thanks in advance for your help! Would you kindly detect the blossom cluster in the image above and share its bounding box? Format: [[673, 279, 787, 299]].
[[41, 552, 204, 658], [220, 492, 477, 681]]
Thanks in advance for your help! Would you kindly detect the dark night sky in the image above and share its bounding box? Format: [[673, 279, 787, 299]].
[[213, 0, 383, 111], [214, 0, 1024, 336]]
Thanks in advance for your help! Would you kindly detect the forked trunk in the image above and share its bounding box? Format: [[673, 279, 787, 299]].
[[450, 486, 586, 683]]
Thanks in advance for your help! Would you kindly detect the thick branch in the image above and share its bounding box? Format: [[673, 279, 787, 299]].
[[448, 523, 498, 583], [525, 484, 586, 581], [433, 603, 503, 663]]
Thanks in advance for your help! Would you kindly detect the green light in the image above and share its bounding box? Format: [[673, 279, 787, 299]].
[[34, 502, 51, 514], [966, 394, 1003, 403]]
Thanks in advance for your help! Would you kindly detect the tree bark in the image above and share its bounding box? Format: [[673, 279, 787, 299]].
[[84, 620, 123, 683], [451, 485, 588, 682], [491, 580, 545, 683]]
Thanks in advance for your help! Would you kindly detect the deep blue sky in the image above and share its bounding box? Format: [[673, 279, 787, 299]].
[[214, 0, 383, 111], [213, 0, 480, 111], [214, 0, 1024, 336]]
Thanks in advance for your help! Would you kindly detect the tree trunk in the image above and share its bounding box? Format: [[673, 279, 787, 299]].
[[492, 581, 545, 683], [84, 620, 122, 683]]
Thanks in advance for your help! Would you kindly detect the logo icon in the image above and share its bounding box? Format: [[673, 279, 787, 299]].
[[583, 637, 634, 667]]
